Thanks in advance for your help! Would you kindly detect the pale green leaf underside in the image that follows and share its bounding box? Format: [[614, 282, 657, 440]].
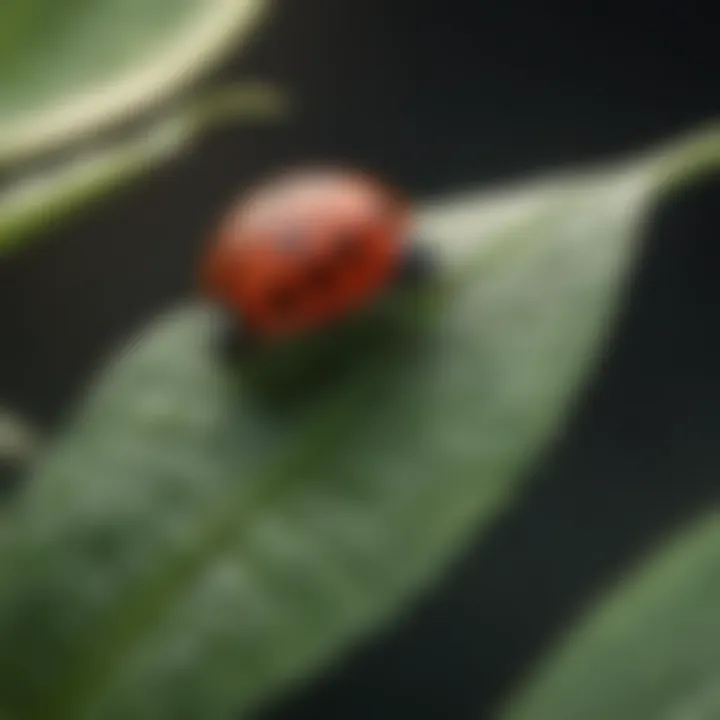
[[0, 0, 266, 164], [499, 512, 720, 720], [0, 127, 718, 720]]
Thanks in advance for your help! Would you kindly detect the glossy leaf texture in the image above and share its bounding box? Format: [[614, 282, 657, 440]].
[[0, 127, 718, 720], [0, 0, 267, 164], [499, 512, 720, 720]]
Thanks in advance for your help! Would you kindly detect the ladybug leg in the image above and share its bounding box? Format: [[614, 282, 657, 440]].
[[395, 239, 436, 287], [211, 309, 257, 361]]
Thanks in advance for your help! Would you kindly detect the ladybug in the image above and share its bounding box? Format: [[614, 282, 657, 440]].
[[201, 167, 430, 343]]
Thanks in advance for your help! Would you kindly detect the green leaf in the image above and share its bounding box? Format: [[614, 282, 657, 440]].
[[0, 0, 267, 165], [0, 408, 39, 493], [0, 409, 38, 462], [499, 512, 720, 720], [0, 83, 286, 253], [0, 126, 718, 720]]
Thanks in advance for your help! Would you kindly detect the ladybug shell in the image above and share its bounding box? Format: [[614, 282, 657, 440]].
[[201, 168, 410, 338]]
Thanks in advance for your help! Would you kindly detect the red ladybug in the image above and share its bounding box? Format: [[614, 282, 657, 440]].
[[201, 167, 426, 341]]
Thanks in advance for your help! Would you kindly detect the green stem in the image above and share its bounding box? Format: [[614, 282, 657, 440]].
[[0, 83, 287, 253]]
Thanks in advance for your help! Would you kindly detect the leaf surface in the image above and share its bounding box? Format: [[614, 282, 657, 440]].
[[0, 127, 718, 719], [0, 0, 266, 164], [499, 513, 720, 720]]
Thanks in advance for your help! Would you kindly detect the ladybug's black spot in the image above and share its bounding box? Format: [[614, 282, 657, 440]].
[[305, 261, 335, 288], [333, 231, 364, 264], [267, 284, 297, 315]]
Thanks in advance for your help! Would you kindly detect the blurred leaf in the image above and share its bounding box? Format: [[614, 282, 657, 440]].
[[0, 127, 718, 720], [0, 409, 38, 460], [0, 82, 286, 253], [0, 409, 39, 494], [499, 512, 720, 720], [0, 0, 267, 165]]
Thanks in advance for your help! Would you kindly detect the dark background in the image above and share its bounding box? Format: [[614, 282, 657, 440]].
[[1, 1, 719, 717]]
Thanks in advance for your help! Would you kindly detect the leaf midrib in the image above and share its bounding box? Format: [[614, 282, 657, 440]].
[[39, 353, 405, 720]]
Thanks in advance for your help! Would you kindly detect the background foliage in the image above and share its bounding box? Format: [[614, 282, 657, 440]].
[[0, 2, 719, 719]]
